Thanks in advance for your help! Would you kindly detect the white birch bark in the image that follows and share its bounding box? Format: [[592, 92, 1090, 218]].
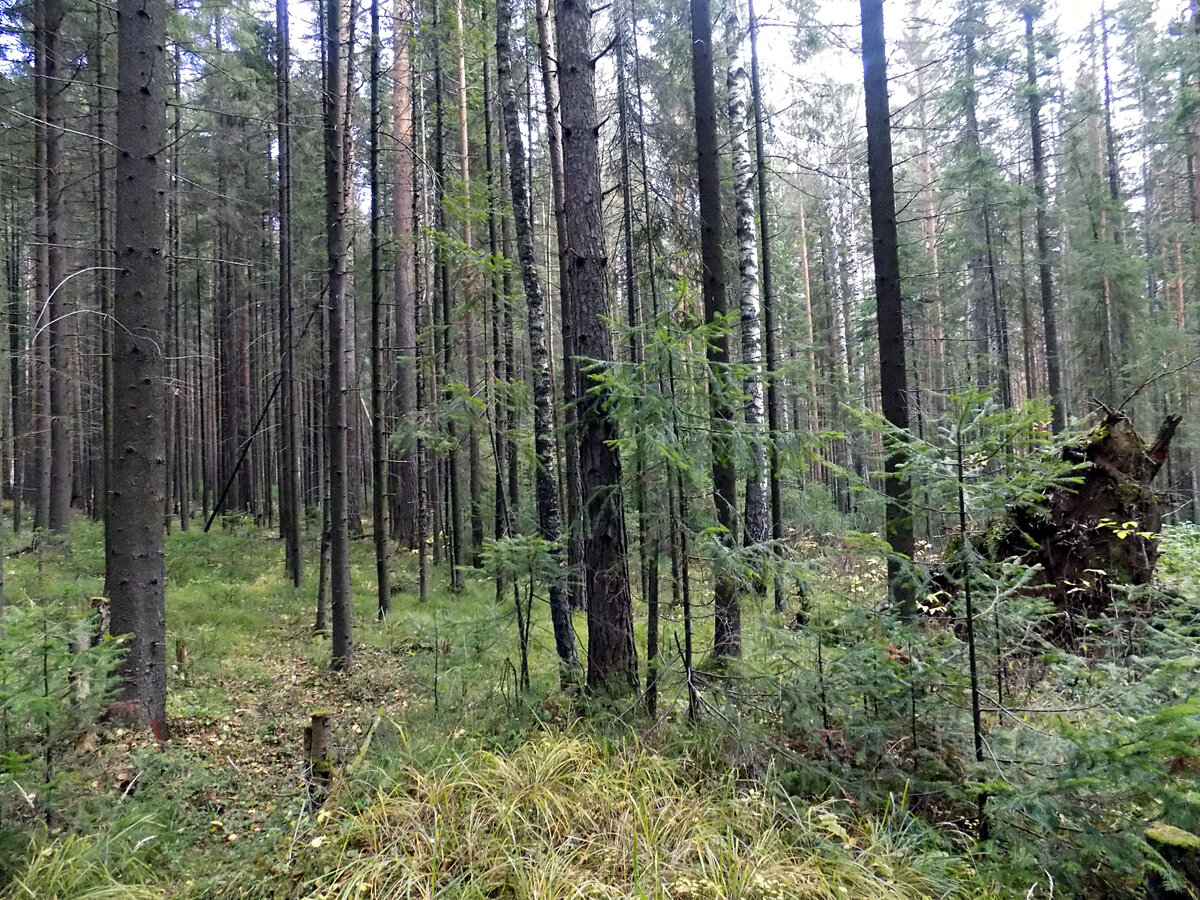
[[725, 0, 769, 549]]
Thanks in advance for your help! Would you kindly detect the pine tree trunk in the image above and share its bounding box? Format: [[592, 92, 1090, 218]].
[[691, 0, 740, 656], [861, 0, 915, 618], [108, 0, 168, 732], [556, 0, 638, 692]]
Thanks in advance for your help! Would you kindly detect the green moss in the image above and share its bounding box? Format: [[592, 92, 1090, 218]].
[[1146, 823, 1200, 851]]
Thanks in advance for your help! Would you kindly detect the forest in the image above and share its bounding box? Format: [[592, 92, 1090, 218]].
[[1, 0, 1200, 894]]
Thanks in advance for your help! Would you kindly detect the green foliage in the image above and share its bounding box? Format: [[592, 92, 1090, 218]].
[[0, 601, 123, 825], [770, 393, 1200, 897]]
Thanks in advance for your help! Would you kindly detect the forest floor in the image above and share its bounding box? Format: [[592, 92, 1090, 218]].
[[1, 518, 1198, 898]]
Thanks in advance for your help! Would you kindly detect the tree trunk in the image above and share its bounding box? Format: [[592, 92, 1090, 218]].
[[691, 0, 740, 656], [987, 412, 1180, 638], [617, 1, 657, 706], [325, 0, 354, 669], [747, 0, 786, 611], [370, 0, 390, 617], [393, 0, 419, 550], [497, 0, 578, 680], [108, 0, 169, 733], [43, 0, 72, 532], [556, 0, 638, 693], [726, 0, 769, 562], [532, 0, 583, 613], [277, 0, 303, 586], [1025, 4, 1065, 434], [861, 0, 915, 618], [456, 0, 483, 566]]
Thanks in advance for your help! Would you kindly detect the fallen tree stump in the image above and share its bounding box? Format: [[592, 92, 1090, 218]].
[[963, 411, 1180, 637]]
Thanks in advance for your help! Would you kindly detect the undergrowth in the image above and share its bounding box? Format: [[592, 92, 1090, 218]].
[[0, 516, 1197, 898]]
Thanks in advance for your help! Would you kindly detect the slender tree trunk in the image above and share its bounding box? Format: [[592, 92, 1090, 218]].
[[691, 0, 740, 656], [726, 0, 768, 563], [556, 0, 638, 692], [1024, 5, 1065, 434], [497, 0, 578, 680], [453, 0, 483, 567], [862, 0, 915, 618], [370, 0, 390, 616], [108, 0, 168, 732], [31, 7, 50, 532], [617, 2, 657, 706], [325, 0, 354, 668], [42, 0, 72, 532], [5, 206, 21, 532], [747, 0, 785, 610], [533, 0, 583, 613], [393, 0, 418, 550], [963, 30, 991, 390], [277, 0, 302, 586]]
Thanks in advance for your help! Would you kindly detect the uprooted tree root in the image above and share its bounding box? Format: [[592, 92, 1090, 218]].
[[949, 411, 1181, 641]]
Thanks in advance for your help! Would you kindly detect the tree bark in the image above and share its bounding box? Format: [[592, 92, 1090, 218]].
[[556, 0, 638, 692], [325, 0, 354, 668], [42, 0, 72, 532], [691, 0, 740, 656], [393, 0, 418, 550], [456, 0, 483, 566], [1024, 4, 1065, 434], [726, 0, 769, 559], [747, 0, 786, 611], [278, 0, 303, 587], [497, 0, 578, 680], [533, 0, 583, 613], [861, 0, 916, 618], [108, 0, 169, 732], [370, 0, 390, 616]]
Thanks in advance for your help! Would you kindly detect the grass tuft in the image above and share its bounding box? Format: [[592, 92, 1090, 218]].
[[0, 817, 163, 900], [297, 733, 1002, 900]]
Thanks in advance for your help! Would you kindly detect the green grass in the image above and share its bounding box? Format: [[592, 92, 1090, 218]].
[[4, 517, 1197, 898]]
